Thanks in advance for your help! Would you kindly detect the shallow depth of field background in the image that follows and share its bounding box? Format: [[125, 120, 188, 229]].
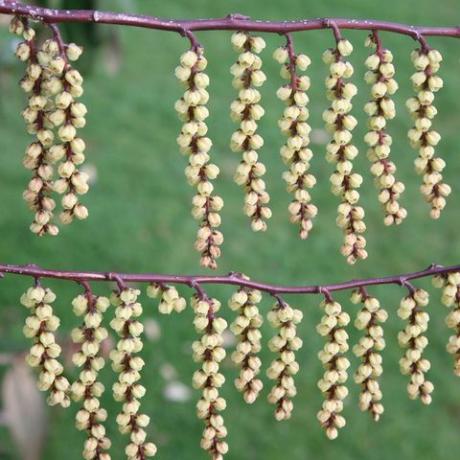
[[0, 0, 459, 459]]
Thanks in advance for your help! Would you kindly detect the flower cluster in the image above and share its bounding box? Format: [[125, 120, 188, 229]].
[[20, 284, 70, 407], [191, 295, 228, 459], [266, 299, 303, 421], [323, 39, 367, 264], [10, 17, 88, 235], [146, 283, 186, 314], [316, 296, 350, 439], [175, 47, 223, 269], [364, 35, 407, 226], [274, 44, 317, 239], [433, 272, 460, 376], [230, 32, 271, 232], [47, 42, 89, 226], [71, 292, 111, 460], [351, 289, 387, 421], [12, 18, 58, 236], [228, 286, 264, 404], [407, 47, 450, 219], [397, 288, 433, 404], [110, 288, 157, 459]]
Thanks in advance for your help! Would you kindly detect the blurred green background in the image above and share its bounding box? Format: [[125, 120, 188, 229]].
[[0, 0, 459, 459]]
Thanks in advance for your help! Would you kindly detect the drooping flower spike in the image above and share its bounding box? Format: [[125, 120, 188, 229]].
[[266, 296, 303, 421], [228, 284, 264, 404], [11, 16, 88, 235], [274, 36, 317, 239], [407, 45, 450, 219], [12, 17, 59, 236], [316, 293, 350, 439], [71, 289, 111, 460], [433, 272, 460, 376], [46, 28, 89, 226], [397, 287, 433, 404], [20, 283, 71, 407], [191, 293, 229, 459], [323, 34, 367, 264], [364, 32, 407, 226], [175, 45, 224, 270], [230, 31, 271, 232], [109, 287, 157, 459], [351, 288, 387, 421]]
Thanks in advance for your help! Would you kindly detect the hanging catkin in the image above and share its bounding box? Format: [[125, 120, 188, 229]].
[[48, 40, 89, 226], [433, 273, 460, 376], [397, 288, 433, 404], [230, 32, 271, 232], [351, 289, 387, 420], [407, 46, 450, 218], [364, 34, 407, 225], [316, 296, 350, 439], [274, 43, 317, 239], [323, 38, 367, 264], [175, 46, 224, 269], [71, 292, 111, 460], [20, 284, 71, 407], [110, 288, 157, 459], [229, 286, 264, 403], [191, 294, 228, 459], [266, 298, 303, 421], [12, 18, 59, 236]]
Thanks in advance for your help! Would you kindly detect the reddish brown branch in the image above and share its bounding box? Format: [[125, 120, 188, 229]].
[[0, 262, 456, 296], [0, 1, 458, 39]]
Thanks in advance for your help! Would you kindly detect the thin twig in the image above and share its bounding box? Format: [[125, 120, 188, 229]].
[[0, 262, 458, 297], [0, 1, 458, 38]]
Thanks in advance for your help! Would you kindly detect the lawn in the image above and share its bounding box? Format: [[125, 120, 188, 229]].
[[0, 0, 460, 459]]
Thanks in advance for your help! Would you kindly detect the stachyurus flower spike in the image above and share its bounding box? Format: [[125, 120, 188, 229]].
[[407, 44, 450, 219], [230, 31, 271, 232], [47, 27, 89, 226], [364, 32, 407, 226], [175, 44, 224, 270], [266, 296, 303, 421], [109, 287, 157, 459], [316, 293, 350, 439], [274, 36, 318, 239], [229, 284, 264, 404], [433, 272, 460, 376], [10, 16, 89, 236], [351, 288, 387, 421], [322, 31, 367, 264], [12, 17, 59, 236], [191, 292, 229, 459], [71, 288, 112, 460], [397, 287, 434, 404], [20, 282, 71, 407]]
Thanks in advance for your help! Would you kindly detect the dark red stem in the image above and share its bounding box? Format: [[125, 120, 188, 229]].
[[0, 262, 454, 296], [284, 33, 298, 91], [0, 2, 458, 39]]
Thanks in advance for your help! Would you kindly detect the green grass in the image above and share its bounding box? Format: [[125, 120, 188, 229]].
[[0, 0, 460, 459]]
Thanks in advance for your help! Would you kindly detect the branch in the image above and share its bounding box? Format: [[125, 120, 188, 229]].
[[0, 1, 458, 39], [0, 262, 455, 296]]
